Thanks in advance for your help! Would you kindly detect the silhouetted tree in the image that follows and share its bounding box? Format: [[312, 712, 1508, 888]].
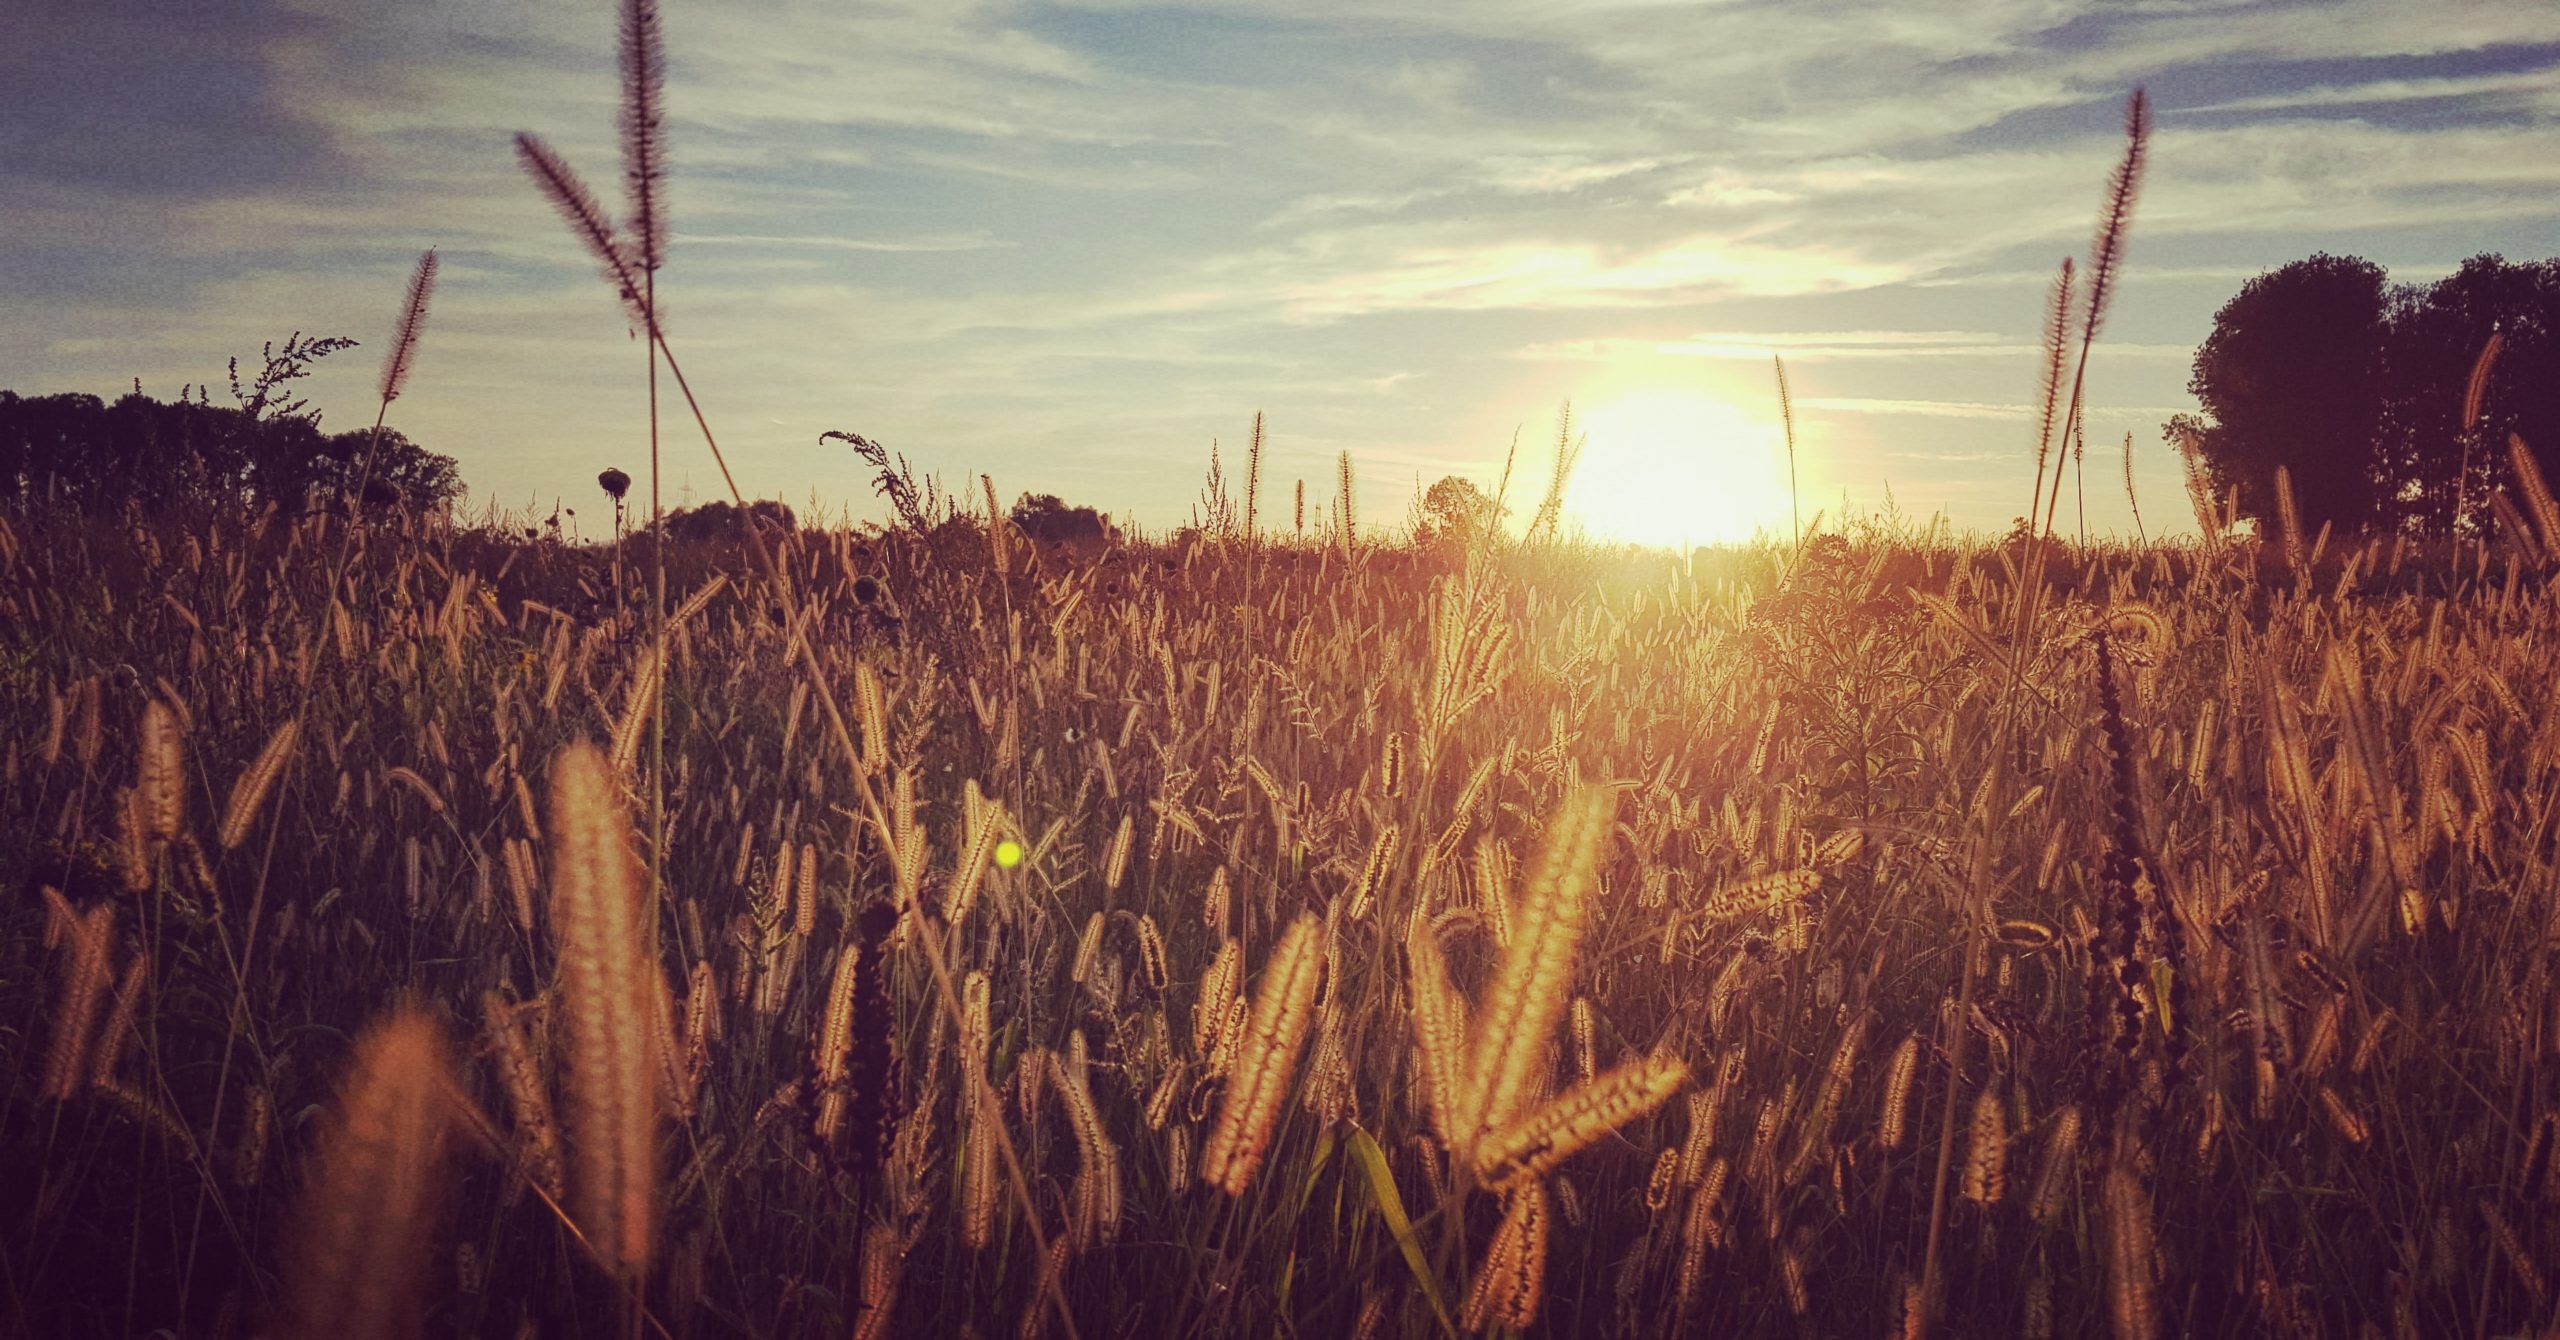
[[2376, 254, 2560, 533], [2182, 254, 2391, 536], [2180, 252, 2560, 538], [1415, 475, 1504, 551]]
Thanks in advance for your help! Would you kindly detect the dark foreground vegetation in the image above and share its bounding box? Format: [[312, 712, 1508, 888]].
[[8, 491, 2560, 1337]]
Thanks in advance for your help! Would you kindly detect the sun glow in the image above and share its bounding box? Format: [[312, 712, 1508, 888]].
[[1562, 389, 1797, 549]]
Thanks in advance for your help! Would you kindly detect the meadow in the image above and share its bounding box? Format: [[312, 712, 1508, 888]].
[[7, 477, 2560, 1337], [10, 4, 2560, 1336]]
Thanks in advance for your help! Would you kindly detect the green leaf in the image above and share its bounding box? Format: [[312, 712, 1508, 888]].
[[1344, 1124, 1455, 1337]]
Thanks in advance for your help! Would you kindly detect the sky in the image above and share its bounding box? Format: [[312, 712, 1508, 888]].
[[4, 1, 2556, 546]]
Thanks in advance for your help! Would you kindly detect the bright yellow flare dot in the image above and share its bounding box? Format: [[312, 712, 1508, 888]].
[[994, 840, 1024, 869]]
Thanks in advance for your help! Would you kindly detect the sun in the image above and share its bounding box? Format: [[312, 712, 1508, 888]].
[[1561, 389, 1797, 549]]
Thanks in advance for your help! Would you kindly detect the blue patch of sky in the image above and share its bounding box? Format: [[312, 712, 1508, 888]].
[[0, 18, 346, 196], [1934, 39, 2560, 154]]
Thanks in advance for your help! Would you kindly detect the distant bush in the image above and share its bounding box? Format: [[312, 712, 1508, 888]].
[[1009, 492, 1114, 558], [657, 498, 796, 543]]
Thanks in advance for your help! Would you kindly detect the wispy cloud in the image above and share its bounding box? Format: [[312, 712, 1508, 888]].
[[0, 0, 2550, 538], [1799, 396, 2196, 423], [671, 231, 1014, 253]]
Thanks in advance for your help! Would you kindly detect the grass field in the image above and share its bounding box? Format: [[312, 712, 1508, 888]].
[[10, 5, 2559, 1335], [7, 491, 2560, 1337]]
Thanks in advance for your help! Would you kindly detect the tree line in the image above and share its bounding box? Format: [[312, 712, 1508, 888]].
[[2173, 252, 2559, 539], [0, 334, 463, 514]]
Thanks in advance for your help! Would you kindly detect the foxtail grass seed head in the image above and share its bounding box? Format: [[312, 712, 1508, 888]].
[[1135, 915, 1169, 994], [946, 799, 1006, 931], [2081, 87, 2150, 345], [856, 662, 889, 772], [1196, 936, 1243, 1060], [1201, 913, 1325, 1196], [795, 840, 819, 938], [617, 0, 668, 274], [963, 1082, 1000, 1250], [2319, 1086, 2370, 1144], [608, 649, 664, 778], [1962, 1088, 2007, 1205], [546, 741, 658, 1281], [2103, 1166, 2158, 1340], [1880, 1033, 1920, 1151], [2483, 1202, 2547, 1308], [1462, 1180, 1551, 1333], [1348, 822, 1399, 920], [1463, 786, 1614, 1148], [1675, 1162, 1725, 1309], [42, 898, 116, 1101], [378, 249, 437, 404], [1476, 1053, 1687, 1190], [814, 943, 861, 1145], [139, 698, 184, 843], [514, 132, 645, 322], [2029, 1106, 2084, 1227], [1571, 996, 1597, 1087], [89, 953, 148, 1091], [279, 1009, 455, 1340], [1812, 829, 1864, 868], [220, 718, 299, 850], [1055, 1045, 1122, 1249], [1071, 911, 1106, 989], [1104, 811, 1134, 894], [481, 992, 565, 1204]]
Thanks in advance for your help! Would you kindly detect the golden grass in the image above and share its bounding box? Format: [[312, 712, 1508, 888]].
[[15, 27, 2560, 1337]]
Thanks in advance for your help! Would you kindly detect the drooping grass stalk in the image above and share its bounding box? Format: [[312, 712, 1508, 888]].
[[2037, 89, 2149, 548], [517, 68, 1080, 1335], [2453, 332, 2503, 533]]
